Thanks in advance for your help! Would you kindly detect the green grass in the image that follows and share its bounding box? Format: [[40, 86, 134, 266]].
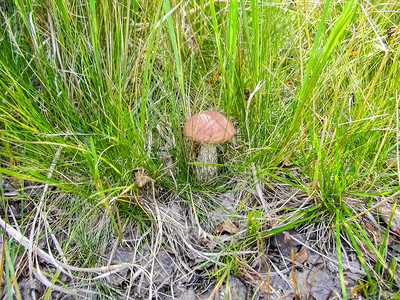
[[0, 0, 399, 298]]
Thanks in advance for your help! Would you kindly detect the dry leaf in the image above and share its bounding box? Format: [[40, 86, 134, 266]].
[[134, 169, 152, 188], [214, 219, 239, 234], [283, 231, 291, 243], [294, 247, 308, 264]]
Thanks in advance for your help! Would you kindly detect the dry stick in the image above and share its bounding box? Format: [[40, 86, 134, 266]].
[[1, 216, 133, 274], [41, 209, 72, 267], [33, 262, 81, 297], [189, 192, 211, 239], [106, 238, 121, 268], [93, 261, 150, 282], [290, 249, 299, 297]]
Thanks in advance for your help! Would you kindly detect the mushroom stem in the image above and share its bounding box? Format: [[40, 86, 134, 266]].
[[196, 143, 218, 182]]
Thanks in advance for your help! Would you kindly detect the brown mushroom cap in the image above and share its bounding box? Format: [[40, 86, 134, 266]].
[[183, 111, 235, 144]]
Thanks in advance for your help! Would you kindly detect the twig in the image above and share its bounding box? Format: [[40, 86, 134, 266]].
[[0, 216, 133, 274]]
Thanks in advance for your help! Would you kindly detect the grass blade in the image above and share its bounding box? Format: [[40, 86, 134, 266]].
[[336, 210, 347, 299]]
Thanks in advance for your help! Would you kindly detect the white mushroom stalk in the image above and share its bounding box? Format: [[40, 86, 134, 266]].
[[183, 111, 235, 182], [196, 142, 218, 181]]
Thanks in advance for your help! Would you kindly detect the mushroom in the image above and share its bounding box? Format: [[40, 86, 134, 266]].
[[183, 111, 235, 182]]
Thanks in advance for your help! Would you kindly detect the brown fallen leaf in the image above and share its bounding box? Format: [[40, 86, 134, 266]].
[[294, 247, 308, 264], [283, 231, 291, 243], [214, 219, 239, 234], [134, 168, 152, 188]]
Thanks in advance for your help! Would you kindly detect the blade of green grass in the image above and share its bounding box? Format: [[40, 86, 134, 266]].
[[250, 0, 259, 81], [336, 210, 348, 299], [375, 202, 396, 274], [276, 0, 357, 165], [209, 0, 226, 103], [342, 222, 372, 282], [226, 0, 239, 111], [164, 0, 185, 103]]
